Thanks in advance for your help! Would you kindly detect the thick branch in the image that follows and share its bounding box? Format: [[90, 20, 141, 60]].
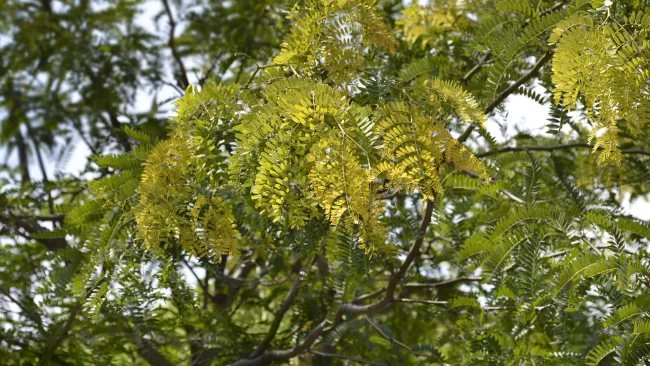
[[477, 142, 650, 158], [162, 0, 190, 89], [213, 261, 256, 309]]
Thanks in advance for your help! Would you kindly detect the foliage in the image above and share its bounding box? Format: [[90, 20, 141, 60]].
[[2, 0, 650, 365]]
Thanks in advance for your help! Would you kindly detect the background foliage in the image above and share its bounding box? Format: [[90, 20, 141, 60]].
[[2, 0, 650, 365]]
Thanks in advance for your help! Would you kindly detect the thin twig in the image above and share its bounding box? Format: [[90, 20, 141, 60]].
[[308, 349, 387, 366], [0, 290, 44, 332], [462, 51, 491, 83], [244, 63, 298, 89], [38, 276, 108, 365], [230, 320, 331, 366], [351, 287, 385, 304], [364, 315, 429, 357], [229, 201, 436, 366], [460, 1, 566, 84], [335, 200, 435, 320], [182, 259, 206, 291], [478, 142, 650, 158], [458, 52, 553, 143], [162, 0, 190, 89], [25, 123, 54, 214], [199, 53, 223, 86], [403, 276, 483, 289], [395, 298, 515, 311], [353, 276, 483, 302], [249, 270, 303, 358]]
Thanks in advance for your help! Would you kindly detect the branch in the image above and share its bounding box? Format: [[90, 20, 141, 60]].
[[229, 201, 436, 366], [460, 1, 565, 85], [15, 128, 31, 184], [229, 320, 331, 366], [0, 290, 44, 332], [351, 287, 385, 304], [364, 315, 429, 357], [395, 298, 515, 311], [198, 53, 223, 86], [243, 63, 298, 89], [352, 276, 483, 302], [462, 51, 491, 83], [182, 258, 207, 291], [249, 272, 303, 358], [26, 123, 55, 214], [214, 261, 256, 309], [38, 277, 107, 365], [403, 276, 482, 289], [137, 339, 176, 366], [458, 52, 553, 143], [307, 349, 387, 366], [477, 142, 650, 158], [161, 0, 190, 89], [0, 214, 67, 250], [335, 200, 435, 319]]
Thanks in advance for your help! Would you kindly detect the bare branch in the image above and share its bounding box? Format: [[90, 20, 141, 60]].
[[0, 214, 67, 251], [353, 276, 483, 303], [244, 63, 298, 89], [182, 258, 207, 291], [15, 128, 31, 184], [0, 290, 44, 332], [394, 298, 448, 305]]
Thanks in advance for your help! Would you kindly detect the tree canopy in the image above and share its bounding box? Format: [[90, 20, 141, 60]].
[[2, 0, 650, 364]]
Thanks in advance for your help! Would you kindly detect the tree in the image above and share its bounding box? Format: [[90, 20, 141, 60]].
[[2, 0, 650, 364]]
